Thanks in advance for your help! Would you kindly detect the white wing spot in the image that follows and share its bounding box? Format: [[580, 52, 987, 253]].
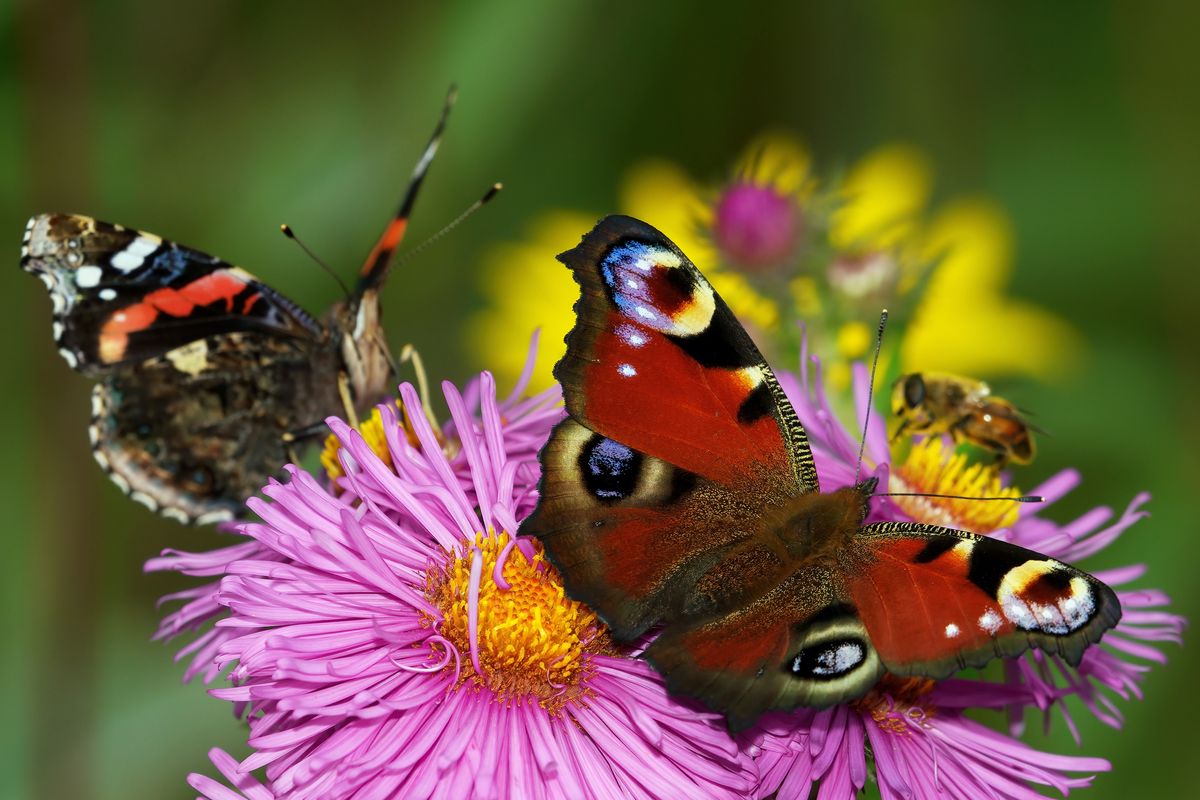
[[75, 265, 103, 288], [129, 491, 159, 512], [944, 623, 960, 638], [59, 348, 79, 368], [978, 609, 1002, 634], [161, 508, 190, 525], [110, 236, 160, 272], [617, 363, 637, 378], [99, 288, 117, 301], [196, 510, 235, 526]]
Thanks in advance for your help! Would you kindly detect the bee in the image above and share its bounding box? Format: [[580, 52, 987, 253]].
[[891, 372, 1036, 465]]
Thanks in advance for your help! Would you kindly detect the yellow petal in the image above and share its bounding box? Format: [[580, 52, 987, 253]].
[[467, 211, 595, 392], [902, 199, 1083, 380], [736, 131, 812, 196], [831, 144, 932, 251], [619, 160, 713, 263]]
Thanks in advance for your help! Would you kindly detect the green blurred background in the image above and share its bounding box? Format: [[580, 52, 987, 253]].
[[1, 1, 1196, 797]]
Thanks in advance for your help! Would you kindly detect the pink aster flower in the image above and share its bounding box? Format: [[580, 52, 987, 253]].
[[753, 341, 1183, 798], [179, 366, 755, 799]]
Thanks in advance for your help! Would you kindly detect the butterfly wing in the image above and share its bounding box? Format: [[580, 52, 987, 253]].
[[22, 214, 323, 375], [90, 331, 344, 524], [847, 522, 1120, 673], [520, 215, 816, 637], [645, 520, 1120, 726]]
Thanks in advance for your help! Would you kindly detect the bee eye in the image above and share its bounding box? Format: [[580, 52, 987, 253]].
[[903, 374, 926, 408]]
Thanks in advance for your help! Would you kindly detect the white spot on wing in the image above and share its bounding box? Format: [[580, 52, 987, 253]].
[[52, 321, 64, 341], [161, 507, 190, 524], [99, 288, 117, 301], [978, 609, 1002, 634], [616, 324, 647, 348], [110, 235, 160, 272], [59, 348, 79, 368], [944, 623, 960, 638], [196, 510, 234, 526], [165, 340, 210, 377], [617, 363, 637, 377], [75, 265, 103, 288], [130, 491, 159, 512]]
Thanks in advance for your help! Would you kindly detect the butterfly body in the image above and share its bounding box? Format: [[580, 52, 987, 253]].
[[21, 96, 451, 525], [520, 215, 1119, 728]]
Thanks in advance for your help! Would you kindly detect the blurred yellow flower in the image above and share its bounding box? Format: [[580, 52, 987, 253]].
[[469, 159, 781, 392], [471, 136, 1081, 393], [902, 198, 1082, 379], [832, 145, 1082, 381]]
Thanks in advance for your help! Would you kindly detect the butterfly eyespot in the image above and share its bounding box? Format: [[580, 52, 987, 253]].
[[790, 637, 868, 680], [579, 435, 642, 502]]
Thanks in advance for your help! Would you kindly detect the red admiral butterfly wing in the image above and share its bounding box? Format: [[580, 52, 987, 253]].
[[21, 95, 453, 525], [519, 215, 1120, 728]]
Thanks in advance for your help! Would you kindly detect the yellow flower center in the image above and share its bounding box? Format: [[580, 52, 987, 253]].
[[321, 401, 431, 483], [889, 437, 1020, 533], [852, 676, 936, 735], [425, 531, 608, 711]]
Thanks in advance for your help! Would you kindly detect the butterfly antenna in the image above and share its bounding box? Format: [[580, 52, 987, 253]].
[[876, 491, 1044, 504], [854, 309, 889, 484], [280, 224, 352, 301], [357, 84, 456, 294], [392, 182, 502, 269]]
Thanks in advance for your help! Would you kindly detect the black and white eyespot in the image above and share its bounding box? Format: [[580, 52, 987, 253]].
[[785, 604, 882, 698], [791, 638, 869, 680]]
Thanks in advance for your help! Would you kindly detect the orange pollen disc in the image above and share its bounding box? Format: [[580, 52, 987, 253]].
[[889, 437, 1020, 533], [852, 675, 937, 735], [425, 531, 610, 712]]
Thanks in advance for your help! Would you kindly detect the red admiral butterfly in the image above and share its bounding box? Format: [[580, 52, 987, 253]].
[[21, 95, 454, 525], [519, 216, 1120, 728]]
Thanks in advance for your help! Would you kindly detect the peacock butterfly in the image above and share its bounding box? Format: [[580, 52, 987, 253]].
[[518, 215, 1120, 729]]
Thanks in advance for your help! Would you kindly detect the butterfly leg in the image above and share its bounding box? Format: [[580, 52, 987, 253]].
[[282, 420, 329, 444], [337, 371, 360, 428], [398, 343, 444, 438]]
